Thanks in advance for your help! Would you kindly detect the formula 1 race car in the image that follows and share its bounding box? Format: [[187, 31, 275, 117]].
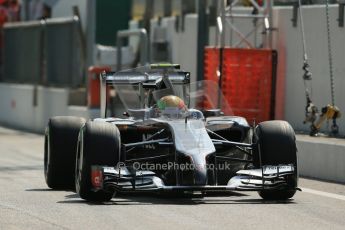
[[44, 64, 299, 202]]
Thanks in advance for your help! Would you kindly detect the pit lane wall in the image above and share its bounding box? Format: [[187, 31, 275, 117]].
[[0, 83, 98, 133], [297, 135, 345, 184]]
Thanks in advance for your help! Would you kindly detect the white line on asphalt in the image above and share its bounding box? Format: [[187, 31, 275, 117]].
[[301, 187, 345, 201]]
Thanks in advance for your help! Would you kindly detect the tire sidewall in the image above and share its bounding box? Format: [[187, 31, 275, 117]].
[[76, 121, 121, 201]]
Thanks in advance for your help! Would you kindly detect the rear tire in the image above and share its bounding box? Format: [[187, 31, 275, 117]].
[[75, 121, 121, 202], [253, 120, 298, 200], [44, 116, 86, 189]]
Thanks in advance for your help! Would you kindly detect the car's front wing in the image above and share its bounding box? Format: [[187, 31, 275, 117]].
[[90, 164, 299, 193]]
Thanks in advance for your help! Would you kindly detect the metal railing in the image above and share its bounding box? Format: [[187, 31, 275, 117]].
[[2, 16, 83, 87], [3, 21, 43, 84], [116, 28, 150, 71]]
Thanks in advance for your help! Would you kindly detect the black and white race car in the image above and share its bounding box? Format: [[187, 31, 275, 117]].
[[44, 64, 299, 201]]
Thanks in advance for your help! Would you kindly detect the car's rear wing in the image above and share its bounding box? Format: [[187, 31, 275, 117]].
[[100, 63, 190, 85], [99, 64, 190, 118], [101, 71, 190, 85]]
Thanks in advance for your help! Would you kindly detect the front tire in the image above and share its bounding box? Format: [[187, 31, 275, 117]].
[[44, 116, 85, 189], [253, 120, 298, 200], [75, 121, 121, 202]]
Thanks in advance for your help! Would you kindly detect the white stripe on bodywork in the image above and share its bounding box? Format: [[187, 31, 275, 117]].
[[168, 119, 215, 157]]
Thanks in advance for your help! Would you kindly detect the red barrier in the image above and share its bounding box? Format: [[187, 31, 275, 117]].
[[204, 47, 275, 123], [203, 48, 220, 110], [88, 66, 111, 108]]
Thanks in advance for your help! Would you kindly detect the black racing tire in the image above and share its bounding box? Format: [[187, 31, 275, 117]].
[[252, 120, 298, 200], [75, 121, 121, 202], [44, 116, 86, 189]]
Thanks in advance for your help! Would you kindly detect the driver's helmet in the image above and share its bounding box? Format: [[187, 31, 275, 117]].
[[157, 95, 187, 118]]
